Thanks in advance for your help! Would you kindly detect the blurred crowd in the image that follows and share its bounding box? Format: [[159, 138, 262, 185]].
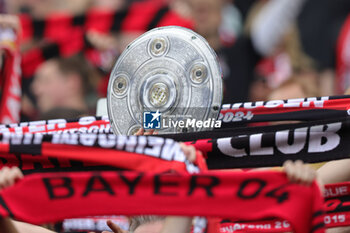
[[0, 0, 350, 122]]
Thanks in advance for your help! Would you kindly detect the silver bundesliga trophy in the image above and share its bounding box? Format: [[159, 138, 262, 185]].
[[107, 26, 223, 135]]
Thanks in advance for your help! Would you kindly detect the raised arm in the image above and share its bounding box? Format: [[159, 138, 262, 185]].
[[317, 159, 350, 184]]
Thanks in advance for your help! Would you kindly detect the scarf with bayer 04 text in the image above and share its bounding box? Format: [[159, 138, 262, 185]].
[[0, 129, 325, 233]]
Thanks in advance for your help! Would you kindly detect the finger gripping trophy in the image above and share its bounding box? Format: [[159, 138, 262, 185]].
[[107, 26, 223, 135]]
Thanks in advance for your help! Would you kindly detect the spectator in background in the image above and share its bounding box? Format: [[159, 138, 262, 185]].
[[248, 0, 318, 102], [188, 0, 231, 51], [3, 0, 96, 121], [187, 0, 312, 105], [187, 0, 260, 104], [297, 0, 350, 95], [31, 55, 99, 120], [268, 74, 319, 102]]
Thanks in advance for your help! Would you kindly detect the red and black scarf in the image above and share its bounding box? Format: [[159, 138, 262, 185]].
[[0, 170, 324, 233], [2, 116, 350, 171], [0, 29, 21, 124]]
